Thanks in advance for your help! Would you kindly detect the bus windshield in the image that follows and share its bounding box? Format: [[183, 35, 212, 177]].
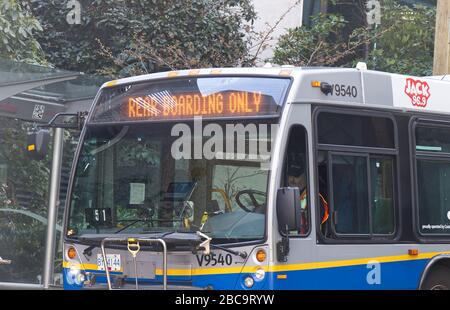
[[67, 119, 276, 243]]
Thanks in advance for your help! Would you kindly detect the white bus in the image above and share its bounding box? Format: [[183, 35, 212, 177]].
[[61, 65, 450, 289]]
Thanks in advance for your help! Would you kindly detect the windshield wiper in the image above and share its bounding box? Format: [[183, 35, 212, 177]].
[[82, 228, 168, 257], [196, 231, 248, 259], [210, 244, 248, 259], [82, 230, 247, 259], [113, 218, 160, 234], [114, 220, 142, 234]]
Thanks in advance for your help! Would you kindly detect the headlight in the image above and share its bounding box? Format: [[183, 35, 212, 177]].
[[255, 268, 265, 280], [244, 276, 254, 288], [66, 267, 86, 286]]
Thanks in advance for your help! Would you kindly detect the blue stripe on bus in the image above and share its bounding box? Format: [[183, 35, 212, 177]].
[[269, 259, 427, 290], [63, 258, 429, 290]]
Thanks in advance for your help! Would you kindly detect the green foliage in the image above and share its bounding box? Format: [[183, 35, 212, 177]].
[[366, 1, 435, 76], [31, 0, 256, 77], [0, 1, 51, 283], [0, 117, 51, 283], [0, 117, 72, 283], [0, 213, 46, 283], [272, 13, 352, 66], [272, 0, 436, 76], [0, 118, 50, 213], [0, 0, 45, 63]]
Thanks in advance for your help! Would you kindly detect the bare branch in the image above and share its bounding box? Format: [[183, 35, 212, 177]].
[[248, 0, 302, 64], [307, 40, 324, 66]]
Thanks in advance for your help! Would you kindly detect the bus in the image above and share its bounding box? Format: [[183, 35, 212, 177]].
[[61, 65, 450, 290]]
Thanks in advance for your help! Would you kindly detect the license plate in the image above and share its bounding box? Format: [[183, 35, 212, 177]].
[[97, 254, 121, 271]]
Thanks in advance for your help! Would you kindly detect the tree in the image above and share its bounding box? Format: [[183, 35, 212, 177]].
[[0, 1, 50, 283], [0, 0, 45, 63], [31, 0, 256, 77], [366, 0, 435, 76], [272, 13, 357, 67], [0, 117, 51, 283], [272, 0, 436, 76]]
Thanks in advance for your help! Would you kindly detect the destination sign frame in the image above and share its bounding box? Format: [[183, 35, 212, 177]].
[[91, 76, 292, 123]]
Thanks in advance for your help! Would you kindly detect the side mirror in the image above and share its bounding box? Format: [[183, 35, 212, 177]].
[[26, 129, 50, 160], [276, 187, 301, 234], [276, 187, 301, 262], [45, 112, 87, 130]]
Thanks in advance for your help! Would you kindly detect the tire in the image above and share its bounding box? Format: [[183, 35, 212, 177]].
[[422, 265, 450, 290]]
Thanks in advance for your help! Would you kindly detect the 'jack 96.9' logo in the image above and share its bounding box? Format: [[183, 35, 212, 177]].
[[404, 78, 431, 108]]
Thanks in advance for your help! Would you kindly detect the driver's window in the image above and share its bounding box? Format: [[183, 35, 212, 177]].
[[283, 126, 309, 236]]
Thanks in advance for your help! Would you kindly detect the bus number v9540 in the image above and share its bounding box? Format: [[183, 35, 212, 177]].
[[196, 253, 233, 267], [331, 84, 358, 98]]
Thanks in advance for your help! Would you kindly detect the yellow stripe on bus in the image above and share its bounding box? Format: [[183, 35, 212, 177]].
[[269, 251, 450, 272], [63, 251, 450, 276]]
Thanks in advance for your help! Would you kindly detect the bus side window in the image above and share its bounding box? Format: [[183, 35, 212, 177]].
[[416, 125, 450, 236], [283, 126, 309, 236], [332, 155, 370, 234], [317, 111, 396, 239]]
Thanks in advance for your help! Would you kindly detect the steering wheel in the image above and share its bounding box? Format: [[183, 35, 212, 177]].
[[235, 189, 266, 213]]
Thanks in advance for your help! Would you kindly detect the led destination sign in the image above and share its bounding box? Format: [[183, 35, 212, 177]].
[[127, 91, 265, 119], [92, 77, 291, 123]]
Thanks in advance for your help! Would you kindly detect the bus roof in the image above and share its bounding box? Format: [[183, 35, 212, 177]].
[[100, 66, 450, 116], [100, 66, 303, 89], [289, 68, 450, 115]]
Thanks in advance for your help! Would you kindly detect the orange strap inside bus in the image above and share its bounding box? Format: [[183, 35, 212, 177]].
[[319, 193, 329, 225]]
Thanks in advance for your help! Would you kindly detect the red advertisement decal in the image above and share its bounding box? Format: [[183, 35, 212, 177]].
[[404, 78, 430, 107]]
